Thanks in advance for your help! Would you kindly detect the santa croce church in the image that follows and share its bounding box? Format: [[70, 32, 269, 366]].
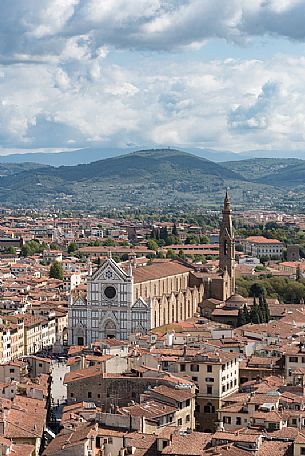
[[68, 192, 235, 344]]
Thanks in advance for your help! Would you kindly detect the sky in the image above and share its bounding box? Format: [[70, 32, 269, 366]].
[[2, 0, 305, 154]]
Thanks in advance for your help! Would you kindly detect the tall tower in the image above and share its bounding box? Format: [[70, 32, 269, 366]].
[[219, 190, 235, 296]]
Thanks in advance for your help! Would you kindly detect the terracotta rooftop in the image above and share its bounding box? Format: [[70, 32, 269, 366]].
[[132, 261, 192, 284]]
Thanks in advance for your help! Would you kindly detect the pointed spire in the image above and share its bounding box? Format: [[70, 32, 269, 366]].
[[108, 251, 112, 259], [223, 188, 231, 213]]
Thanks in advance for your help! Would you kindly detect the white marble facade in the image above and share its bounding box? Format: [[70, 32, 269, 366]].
[[68, 258, 151, 344]]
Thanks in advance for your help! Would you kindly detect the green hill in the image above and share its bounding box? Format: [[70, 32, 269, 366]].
[[256, 161, 305, 187], [0, 149, 287, 210], [221, 158, 301, 180]]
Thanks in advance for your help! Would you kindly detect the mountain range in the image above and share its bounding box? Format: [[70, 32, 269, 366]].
[[0, 146, 304, 167], [0, 148, 303, 211]]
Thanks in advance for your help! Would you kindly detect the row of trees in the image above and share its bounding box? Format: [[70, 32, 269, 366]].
[[237, 295, 270, 327]]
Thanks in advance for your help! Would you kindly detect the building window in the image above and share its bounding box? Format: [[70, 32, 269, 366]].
[[236, 417, 241, 425], [70, 393, 74, 398], [204, 403, 215, 413], [190, 364, 199, 372], [88, 392, 92, 399], [207, 365, 212, 373], [9, 368, 14, 373], [180, 364, 186, 372], [192, 377, 198, 382], [186, 399, 190, 407], [207, 386, 213, 395], [300, 447, 305, 455], [186, 415, 190, 422], [289, 356, 298, 363], [223, 416, 231, 424], [205, 377, 214, 382], [178, 418, 182, 426]]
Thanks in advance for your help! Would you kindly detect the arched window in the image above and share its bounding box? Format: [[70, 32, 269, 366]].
[[203, 402, 215, 413]]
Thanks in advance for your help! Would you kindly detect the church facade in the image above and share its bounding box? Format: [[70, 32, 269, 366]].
[[68, 193, 236, 344]]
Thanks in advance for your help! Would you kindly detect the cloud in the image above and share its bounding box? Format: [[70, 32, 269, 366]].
[[228, 81, 279, 132], [1, 52, 305, 152], [2, 0, 305, 61], [2, 1, 305, 153]]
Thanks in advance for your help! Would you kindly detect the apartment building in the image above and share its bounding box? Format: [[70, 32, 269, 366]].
[[175, 351, 239, 432]]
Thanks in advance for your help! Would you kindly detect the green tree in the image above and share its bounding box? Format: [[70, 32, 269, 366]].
[[178, 249, 186, 259], [103, 238, 116, 247], [5, 246, 16, 255], [166, 235, 180, 245], [249, 283, 266, 299], [199, 235, 210, 244], [160, 227, 169, 242], [147, 239, 159, 251], [20, 240, 43, 257], [237, 307, 246, 327], [185, 235, 199, 245], [250, 298, 261, 324], [242, 305, 250, 324], [67, 241, 78, 254], [49, 261, 64, 280], [166, 249, 176, 259], [172, 223, 178, 236]]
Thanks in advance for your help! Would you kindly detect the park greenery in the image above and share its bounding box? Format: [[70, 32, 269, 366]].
[[237, 276, 305, 304]]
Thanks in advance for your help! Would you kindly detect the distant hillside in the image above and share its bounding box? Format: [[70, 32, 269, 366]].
[[0, 148, 264, 209], [0, 147, 130, 167], [0, 146, 304, 166], [221, 158, 302, 180], [242, 149, 305, 160], [0, 146, 243, 166], [257, 161, 305, 187], [0, 162, 47, 177]]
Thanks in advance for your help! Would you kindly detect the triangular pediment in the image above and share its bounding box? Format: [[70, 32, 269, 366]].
[[131, 297, 149, 309], [91, 258, 129, 282], [73, 297, 87, 306]]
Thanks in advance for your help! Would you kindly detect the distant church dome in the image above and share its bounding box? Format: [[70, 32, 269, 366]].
[[225, 293, 246, 309]]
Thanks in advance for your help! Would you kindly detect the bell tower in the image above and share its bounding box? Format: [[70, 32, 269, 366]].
[[219, 189, 235, 296]]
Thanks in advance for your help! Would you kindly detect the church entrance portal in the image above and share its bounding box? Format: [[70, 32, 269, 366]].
[[104, 320, 116, 339]]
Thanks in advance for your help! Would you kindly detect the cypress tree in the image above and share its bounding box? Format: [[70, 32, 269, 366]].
[[237, 308, 246, 327], [258, 296, 266, 323], [250, 298, 260, 324], [172, 223, 178, 236], [242, 304, 250, 324], [263, 295, 270, 323]]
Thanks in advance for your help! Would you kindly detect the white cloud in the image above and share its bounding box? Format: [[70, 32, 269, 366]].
[[1, 52, 305, 151], [2, 1, 305, 152]]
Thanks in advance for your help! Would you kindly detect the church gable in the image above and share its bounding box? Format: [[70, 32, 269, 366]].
[[91, 258, 129, 282], [73, 296, 87, 306], [131, 297, 149, 310]]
